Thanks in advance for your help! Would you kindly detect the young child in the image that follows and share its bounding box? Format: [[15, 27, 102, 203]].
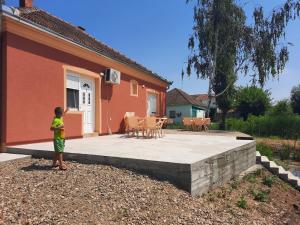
[[50, 107, 67, 170]]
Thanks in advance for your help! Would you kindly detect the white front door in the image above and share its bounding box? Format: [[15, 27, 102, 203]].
[[80, 78, 95, 133], [147, 93, 157, 116]]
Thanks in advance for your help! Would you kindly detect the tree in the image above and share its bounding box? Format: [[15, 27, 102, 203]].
[[268, 99, 293, 116], [184, 0, 300, 118], [235, 86, 271, 120], [291, 84, 300, 114], [214, 56, 236, 129]]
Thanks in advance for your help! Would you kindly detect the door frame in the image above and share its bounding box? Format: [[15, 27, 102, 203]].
[[146, 89, 160, 116], [79, 77, 95, 134], [63, 65, 102, 135]]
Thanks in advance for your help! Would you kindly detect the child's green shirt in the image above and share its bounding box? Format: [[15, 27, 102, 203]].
[[51, 117, 64, 139]]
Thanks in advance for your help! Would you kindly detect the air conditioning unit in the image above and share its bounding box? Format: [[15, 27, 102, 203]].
[[105, 68, 121, 85]]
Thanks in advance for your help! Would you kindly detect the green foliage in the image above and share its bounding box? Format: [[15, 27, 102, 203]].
[[279, 144, 292, 160], [226, 114, 300, 140], [293, 151, 300, 162], [256, 143, 273, 160], [210, 122, 219, 130], [252, 189, 270, 202], [263, 176, 276, 187], [291, 84, 300, 114], [185, 0, 300, 89], [243, 173, 257, 183], [267, 99, 293, 116], [165, 123, 185, 130], [237, 196, 248, 209], [235, 86, 271, 120]]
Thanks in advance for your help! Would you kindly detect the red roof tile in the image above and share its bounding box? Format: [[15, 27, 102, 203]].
[[167, 88, 206, 109]]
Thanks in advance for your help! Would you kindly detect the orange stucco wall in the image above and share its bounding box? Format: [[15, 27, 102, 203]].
[[2, 32, 166, 145], [101, 74, 166, 134]]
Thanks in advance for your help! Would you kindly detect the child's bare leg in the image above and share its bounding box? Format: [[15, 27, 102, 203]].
[[58, 153, 67, 170], [52, 152, 59, 167]]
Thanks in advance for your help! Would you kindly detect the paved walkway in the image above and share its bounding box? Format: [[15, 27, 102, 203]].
[[0, 153, 31, 164]]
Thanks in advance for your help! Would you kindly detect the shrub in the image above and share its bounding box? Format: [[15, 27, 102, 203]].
[[235, 86, 271, 120], [237, 196, 248, 209], [291, 84, 300, 114], [226, 114, 300, 140], [279, 144, 291, 160], [257, 143, 273, 160], [252, 189, 270, 202], [210, 122, 219, 130], [293, 151, 300, 161], [267, 99, 293, 116], [165, 123, 185, 129], [263, 176, 276, 187]]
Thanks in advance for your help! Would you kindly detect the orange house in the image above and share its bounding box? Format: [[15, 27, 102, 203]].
[[0, 0, 170, 148]]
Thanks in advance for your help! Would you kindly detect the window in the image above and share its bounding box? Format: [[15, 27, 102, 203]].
[[67, 88, 79, 109], [67, 74, 80, 110], [130, 80, 138, 96], [169, 110, 176, 118]]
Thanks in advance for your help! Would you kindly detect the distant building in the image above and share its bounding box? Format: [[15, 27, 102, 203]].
[[166, 88, 206, 123], [191, 94, 217, 110], [191, 93, 219, 119]]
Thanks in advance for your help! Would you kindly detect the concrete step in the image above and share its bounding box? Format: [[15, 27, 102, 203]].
[[256, 151, 300, 191], [260, 155, 269, 162], [83, 132, 99, 138]]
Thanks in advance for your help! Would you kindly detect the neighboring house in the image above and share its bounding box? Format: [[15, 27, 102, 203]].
[[0, 0, 170, 147], [166, 88, 206, 123], [191, 94, 217, 110]]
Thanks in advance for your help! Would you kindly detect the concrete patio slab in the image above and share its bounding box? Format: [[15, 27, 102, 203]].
[[0, 153, 31, 163], [7, 134, 256, 196]]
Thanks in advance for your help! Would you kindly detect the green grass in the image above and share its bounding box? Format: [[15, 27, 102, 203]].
[[257, 143, 273, 160]]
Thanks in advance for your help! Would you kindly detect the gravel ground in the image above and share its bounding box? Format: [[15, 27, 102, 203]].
[[1, 159, 300, 225]]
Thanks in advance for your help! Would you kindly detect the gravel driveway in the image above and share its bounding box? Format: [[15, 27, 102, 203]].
[[1, 159, 299, 225]]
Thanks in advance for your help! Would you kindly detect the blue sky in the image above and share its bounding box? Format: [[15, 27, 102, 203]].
[[6, 0, 300, 101]]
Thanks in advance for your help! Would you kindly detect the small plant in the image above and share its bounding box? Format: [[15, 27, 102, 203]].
[[257, 143, 273, 160], [243, 173, 257, 183], [231, 179, 240, 189], [253, 169, 263, 177], [252, 189, 270, 202], [216, 187, 227, 199], [207, 191, 216, 202], [237, 196, 248, 209], [263, 176, 276, 187]]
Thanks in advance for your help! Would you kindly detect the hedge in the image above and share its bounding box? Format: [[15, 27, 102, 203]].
[[226, 115, 300, 139]]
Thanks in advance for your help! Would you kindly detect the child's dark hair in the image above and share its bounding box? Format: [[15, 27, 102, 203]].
[[54, 107, 63, 117]]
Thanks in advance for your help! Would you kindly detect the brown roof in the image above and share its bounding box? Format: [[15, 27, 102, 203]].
[[166, 88, 205, 108], [15, 7, 170, 84], [191, 94, 210, 102]]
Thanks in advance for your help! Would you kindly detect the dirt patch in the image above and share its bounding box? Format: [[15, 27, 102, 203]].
[[0, 159, 299, 225], [256, 138, 300, 151]]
